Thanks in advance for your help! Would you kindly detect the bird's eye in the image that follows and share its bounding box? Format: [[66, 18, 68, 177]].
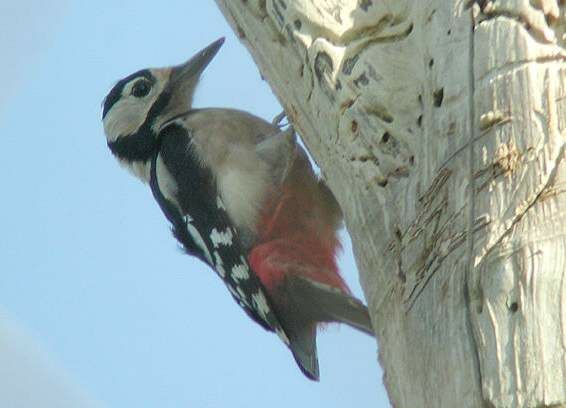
[[131, 80, 151, 98]]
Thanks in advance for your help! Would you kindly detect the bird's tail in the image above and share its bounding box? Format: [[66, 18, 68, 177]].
[[288, 324, 320, 381], [249, 242, 373, 380], [282, 275, 373, 381], [287, 275, 374, 336]]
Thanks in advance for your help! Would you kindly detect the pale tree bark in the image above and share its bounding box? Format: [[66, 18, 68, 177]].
[[215, 1, 566, 406]]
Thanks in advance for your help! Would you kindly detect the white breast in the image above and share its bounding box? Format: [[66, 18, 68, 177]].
[[217, 163, 270, 237], [118, 158, 151, 183]]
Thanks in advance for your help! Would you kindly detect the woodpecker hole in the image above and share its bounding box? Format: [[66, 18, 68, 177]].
[[294, 19, 302, 30], [433, 88, 444, 107], [354, 73, 369, 87], [406, 23, 414, 36], [417, 115, 423, 127], [447, 29, 452, 36], [381, 132, 390, 143], [351, 120, 358, 133], [509, 301, 519, 313], [428, 58, 434, 68], [394, 228, 402, 240]]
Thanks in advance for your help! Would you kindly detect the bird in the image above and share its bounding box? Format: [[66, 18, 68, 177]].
[[101, 37, 373, 380]]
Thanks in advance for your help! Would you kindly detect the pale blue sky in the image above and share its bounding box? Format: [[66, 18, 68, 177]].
[[0, 2, 388, 407]]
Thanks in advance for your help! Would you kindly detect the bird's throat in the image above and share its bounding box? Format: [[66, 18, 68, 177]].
[[107, 127, 158, 163]]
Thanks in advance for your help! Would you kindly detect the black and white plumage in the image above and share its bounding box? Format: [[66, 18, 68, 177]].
[[102, 38, 290, 344], [149, 117, 288, 341], [101, 38, 373, 380]]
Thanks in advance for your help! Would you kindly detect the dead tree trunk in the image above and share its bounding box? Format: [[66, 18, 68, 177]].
[[215, 1, 566, 406]]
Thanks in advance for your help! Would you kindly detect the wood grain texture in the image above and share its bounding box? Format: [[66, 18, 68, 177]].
[[214, 0, 566, 406]]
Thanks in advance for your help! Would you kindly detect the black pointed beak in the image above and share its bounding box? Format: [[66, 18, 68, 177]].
[[169, 37, 225, 86]]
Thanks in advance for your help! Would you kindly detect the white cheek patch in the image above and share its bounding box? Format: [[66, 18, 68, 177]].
[[103, 99, 150, 143], [102, 76, 166, 144]]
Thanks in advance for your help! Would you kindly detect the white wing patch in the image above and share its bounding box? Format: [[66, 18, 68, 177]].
[[184, 215, 213, 264], [213, 251, 226, 278], [210, 227, 234, 248], [275, 327, 290, 345], [231, 259, 250, 281], [216, 196, 226, 210], [251, 291, 270, 320], [227, 284, 242, 301], [236, 287, 248, 303]]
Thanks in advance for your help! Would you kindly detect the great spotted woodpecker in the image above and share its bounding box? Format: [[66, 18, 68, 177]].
[[101, 38, 373, 380]]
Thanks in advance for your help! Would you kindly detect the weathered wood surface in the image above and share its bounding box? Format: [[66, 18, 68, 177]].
[[215, 1, 566, 406]]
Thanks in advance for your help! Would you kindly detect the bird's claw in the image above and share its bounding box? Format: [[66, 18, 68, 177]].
[[272, 111, 289, 128]]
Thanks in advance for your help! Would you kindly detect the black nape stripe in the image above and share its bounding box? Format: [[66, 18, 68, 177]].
[[102, 69, 154, 119]]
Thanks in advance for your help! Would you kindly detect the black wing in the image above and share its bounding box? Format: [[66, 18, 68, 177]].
[[149, 120, 289, 344]]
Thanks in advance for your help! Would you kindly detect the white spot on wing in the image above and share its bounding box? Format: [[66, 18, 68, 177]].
[[236, 287, 247, 302], [216, 196, 226, 210], [239, 295, 250, 308], [276, 327, 290, 345], [227, 284, 242, 300], [231, 261, 250, 281], [251, 291, 270, 320], [226, 283, 250, 307], [213, 251, 226, 278], [210, 227, 233, 248], [184, 216, 213, 264]]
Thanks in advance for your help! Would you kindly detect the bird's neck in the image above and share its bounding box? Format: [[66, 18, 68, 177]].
[[117, 157, 152, 183], [107, 124, 158, 162]]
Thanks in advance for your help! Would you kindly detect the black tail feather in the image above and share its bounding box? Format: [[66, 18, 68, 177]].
[[281, 275, 373, 381], [288, 325, 320, 381], [288, 275, 374, 336]]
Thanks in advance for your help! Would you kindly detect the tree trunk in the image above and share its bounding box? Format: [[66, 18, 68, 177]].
[[214, 1, 566, 406]]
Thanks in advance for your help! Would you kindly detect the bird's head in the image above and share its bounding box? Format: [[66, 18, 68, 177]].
[[101, 37, 224, 167]]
